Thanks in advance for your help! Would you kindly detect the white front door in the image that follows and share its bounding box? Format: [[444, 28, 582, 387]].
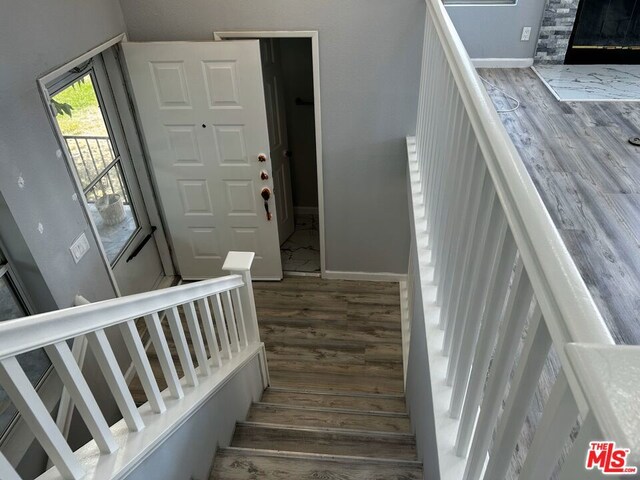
[[123, 41, 283, 280]]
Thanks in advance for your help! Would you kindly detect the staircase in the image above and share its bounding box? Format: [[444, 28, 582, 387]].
[[210, 277, 422, 479], [211, 387, 421, 479]]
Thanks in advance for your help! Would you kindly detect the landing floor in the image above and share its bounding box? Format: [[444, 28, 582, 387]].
[[253, 277, 404, 394], [480, 68, 640, 345], [280, 214, 321, 273]]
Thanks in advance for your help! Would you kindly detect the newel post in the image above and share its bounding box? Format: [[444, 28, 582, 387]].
[[222, 251, 260, 344]]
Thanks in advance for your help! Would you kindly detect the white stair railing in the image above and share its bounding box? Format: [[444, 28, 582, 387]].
[[0, 251, 266, 480], [405, 0, 637, 478]]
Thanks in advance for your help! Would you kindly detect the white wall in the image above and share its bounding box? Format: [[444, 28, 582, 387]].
[[0, 0, 126, 309], [120, 0, 425, 274], [446, 0, 547, 60]]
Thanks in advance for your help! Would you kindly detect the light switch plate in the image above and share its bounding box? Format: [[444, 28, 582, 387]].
[[70, 233, 90, 264], [521, 27, 532, 42]]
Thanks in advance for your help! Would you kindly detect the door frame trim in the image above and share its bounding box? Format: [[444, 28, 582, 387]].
[[37, 33, 176, 296], [213, 30, 326, 277]]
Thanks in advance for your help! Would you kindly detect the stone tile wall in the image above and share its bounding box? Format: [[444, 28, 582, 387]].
[[534, 0, 579, 64]]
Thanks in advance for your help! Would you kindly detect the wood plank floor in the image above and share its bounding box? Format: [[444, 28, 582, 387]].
[[211, 277, 420, 479], [253, 277, 405, 394], [480, 68, 640, 346]]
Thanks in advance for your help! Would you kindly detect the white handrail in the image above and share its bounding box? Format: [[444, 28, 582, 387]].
[[425, 0, 612, 347], [405, 1, 628, 479], [0, 275, 243, 361], [0, 252, 265, 480]]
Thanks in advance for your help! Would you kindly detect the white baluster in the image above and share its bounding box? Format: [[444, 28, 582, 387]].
[[183, 302, 211, 375], [455, 229, 517, 454], [85, 329, 145, 431], [222, 291, 240, 353], [463, 261, 534, 480], [519, 371, 579, 480], [445, 179, 495, 383], [144, 312, 183, 399], [0, 452, 19, 480], [119, 320, 166, 413], [438, 143, 482, 315], [449, 205, 507, 417], [166, 307, 198, 387], [442, 161, 487, 354], [209, 294, 231, 360], [45, 341, 118, 453], [231, 289, 249, 349], [483, 304, 551, 479], [557, 413, 603, 480], [197, 297, 222, 367], [0, 357, 84, 480]]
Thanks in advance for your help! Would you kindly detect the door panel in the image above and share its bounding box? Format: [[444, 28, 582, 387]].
[[123, 41, 282, 279], [260, 39, 295, 245]]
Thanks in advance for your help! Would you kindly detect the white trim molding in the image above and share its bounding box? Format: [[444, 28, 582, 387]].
[[471, 58, 533, 68], [323, 271, 407, 283]]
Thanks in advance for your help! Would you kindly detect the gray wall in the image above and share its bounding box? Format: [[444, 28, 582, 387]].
[[446, 1, 547, 60], [279, 38, 318, 210], [0, 0, 124, 309], [0, 2, 131, 473], [119, 0, 425, 274], [127, 355, 264, 480]]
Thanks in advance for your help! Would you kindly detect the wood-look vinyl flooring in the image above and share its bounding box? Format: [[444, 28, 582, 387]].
[[212, 450, 423, 480], [253, 277, 405, 394], [211, 277, 420, 478], [230, 423, 417, 459], [480, 68, 640, 346]]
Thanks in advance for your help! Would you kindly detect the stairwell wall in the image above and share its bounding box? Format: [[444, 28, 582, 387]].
[[125, 355, 264, 480], [119, 0, 425, 275]]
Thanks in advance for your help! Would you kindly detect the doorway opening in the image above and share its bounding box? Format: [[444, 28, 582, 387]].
[[215, 31, 325, 277], [260, 38, 320, 275]]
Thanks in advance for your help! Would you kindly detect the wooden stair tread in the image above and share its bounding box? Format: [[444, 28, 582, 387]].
[[246, 403, 411, 433], [211, 448, 422, 480], [231, 423, 417, 460], [269, 370, 404, 394], [261, 388, 406, 413]]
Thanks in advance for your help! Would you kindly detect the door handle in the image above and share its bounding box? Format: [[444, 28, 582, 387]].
[[261, 188, 273, 221], [126, 226, 157, 263]]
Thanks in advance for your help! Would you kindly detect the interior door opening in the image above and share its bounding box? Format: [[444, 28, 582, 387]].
[[258, 37, 322, 276]]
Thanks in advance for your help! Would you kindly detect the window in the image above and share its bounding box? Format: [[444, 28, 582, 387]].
[[0, 248, 50, 434], [51, 69, 139, 263]]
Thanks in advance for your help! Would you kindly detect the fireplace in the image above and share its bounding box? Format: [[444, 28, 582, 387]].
[[565, 0, 640, 64]]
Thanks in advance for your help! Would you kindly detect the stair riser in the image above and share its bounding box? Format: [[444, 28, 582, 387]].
[[261, 390, 407, 413], [247, 404, 412, 433], [231, 424, 417, 460]]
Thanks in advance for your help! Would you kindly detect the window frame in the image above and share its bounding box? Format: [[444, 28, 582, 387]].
[[48, 62, 142, 267]]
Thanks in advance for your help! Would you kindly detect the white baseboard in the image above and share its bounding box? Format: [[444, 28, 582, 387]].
[[472, 58, 533, 68], [323, 270, 407, 283], [294, 206, 319, 215]]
